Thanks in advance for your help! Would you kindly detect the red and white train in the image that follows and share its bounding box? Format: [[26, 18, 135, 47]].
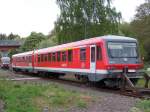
[[12, 35, 143, 86]]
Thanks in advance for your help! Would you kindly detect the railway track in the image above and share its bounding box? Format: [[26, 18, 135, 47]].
[[1, 69, 150, 99], [54, 78, 150, 99]]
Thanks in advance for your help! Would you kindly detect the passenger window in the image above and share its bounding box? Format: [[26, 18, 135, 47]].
[[68, 50, 73, 62], [48, 53, 51, 62], [38, 55, 40, 63], [57, 52, 61, 62], [52, 53, 56, 62], [28, 56, 31, 63], [41, 54, 44, 62], [23, 57, 25, 61], [97, 46, 102, 60], [62, 51, 66, 62], [44, 54, 47, 62], [80, 48, 86, 61]]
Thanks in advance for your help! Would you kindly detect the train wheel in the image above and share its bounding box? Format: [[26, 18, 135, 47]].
[[75, 74, 89, 83], [96, 80, 106, 88], [13, 68, 19, 73], [46, 73, 60, 79], [38, 72, 47, 77], [103, 79, 121, 88], [52, 74, 60, 79]]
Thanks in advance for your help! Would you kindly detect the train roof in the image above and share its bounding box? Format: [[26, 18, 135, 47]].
[[12, 51, 33, 57], [34, 35, 137, 54], [12, 35, 137, 56], [101, 35, 136, 41], [1, 57, 10, 60]]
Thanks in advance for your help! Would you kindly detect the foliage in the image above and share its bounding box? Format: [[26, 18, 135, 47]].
[[7, 33, 20, 40], [0, 34, 7, 40], [136, 100, 150, 112], [20, 32, 46, 52], [130, 0, 150, 60], [137, 79, 150, 87], [55, 0, 121, 44], [0, 33, 20, 40], [119, 22, 135, 37], [8, 49, 19, 58], [37, 35, 57, 49]]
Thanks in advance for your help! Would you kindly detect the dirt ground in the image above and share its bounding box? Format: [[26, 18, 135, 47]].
[[0, 69, 140, 112], [0, 100, 4, 112]]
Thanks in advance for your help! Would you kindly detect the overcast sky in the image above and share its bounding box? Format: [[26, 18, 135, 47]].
[[0, 0, 145, 37]]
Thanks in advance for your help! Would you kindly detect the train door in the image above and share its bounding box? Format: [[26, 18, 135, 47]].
[[90, 45, 96, 73]]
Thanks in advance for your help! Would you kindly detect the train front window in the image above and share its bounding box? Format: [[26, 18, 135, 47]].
[[108, 42, 138, 58]]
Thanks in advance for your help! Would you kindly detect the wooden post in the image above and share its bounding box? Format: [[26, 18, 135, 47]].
[[144, 72, 150, 88]]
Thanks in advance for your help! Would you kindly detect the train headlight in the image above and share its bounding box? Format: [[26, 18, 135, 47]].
[[107, 66, 116, 70]]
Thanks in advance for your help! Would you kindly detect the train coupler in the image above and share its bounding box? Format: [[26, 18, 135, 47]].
[[120, 69, 150, 98]]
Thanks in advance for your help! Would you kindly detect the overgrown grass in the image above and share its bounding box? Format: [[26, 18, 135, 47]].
[[132, 76, 150, 112], [136, 100, 150, 112], [0, 80, 93, 112], [137, 79, 150, 87]]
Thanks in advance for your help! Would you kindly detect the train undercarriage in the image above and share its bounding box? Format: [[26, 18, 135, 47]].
[[12, 67, 149, 88]]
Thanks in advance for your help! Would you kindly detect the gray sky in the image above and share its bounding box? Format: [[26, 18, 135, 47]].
[[0, 0, 145, 37]]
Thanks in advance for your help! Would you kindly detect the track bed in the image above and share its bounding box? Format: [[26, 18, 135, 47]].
[[1, 69, 148, 112]]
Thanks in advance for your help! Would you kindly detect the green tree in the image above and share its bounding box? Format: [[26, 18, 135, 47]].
[[7, 33, 20, 40], [20, 32, 46, 52], [119, 22, 135, 37], [131, 0, 150, 60], [38, 37, 57, 49], [8, 49, 19, 58], [0, 34, 7, 40], [0, 33, 20, 40], [55, 0, 121, 44]]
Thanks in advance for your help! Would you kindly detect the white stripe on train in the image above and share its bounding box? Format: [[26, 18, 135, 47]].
[[12, 66, 108, 74]]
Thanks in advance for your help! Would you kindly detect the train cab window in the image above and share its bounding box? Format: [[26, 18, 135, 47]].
[[38, 55, 40, 63], [68, 50, 73, 62], [62, 51, 66, 62], [52, 53, 56, 62], [80, 48, 86, 61], [97, 46, 102, 60], [48, 53, 51, 62], [57, 52, 61, 62], [44, 54, 48, 62]]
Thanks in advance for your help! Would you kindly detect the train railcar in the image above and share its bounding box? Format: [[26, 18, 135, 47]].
[[12, 51, 33, 72], [1, 57, 10, 69], [12, 35, 143, 86]]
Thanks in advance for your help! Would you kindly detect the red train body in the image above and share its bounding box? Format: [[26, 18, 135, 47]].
[[12, 35, 143, 83]]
